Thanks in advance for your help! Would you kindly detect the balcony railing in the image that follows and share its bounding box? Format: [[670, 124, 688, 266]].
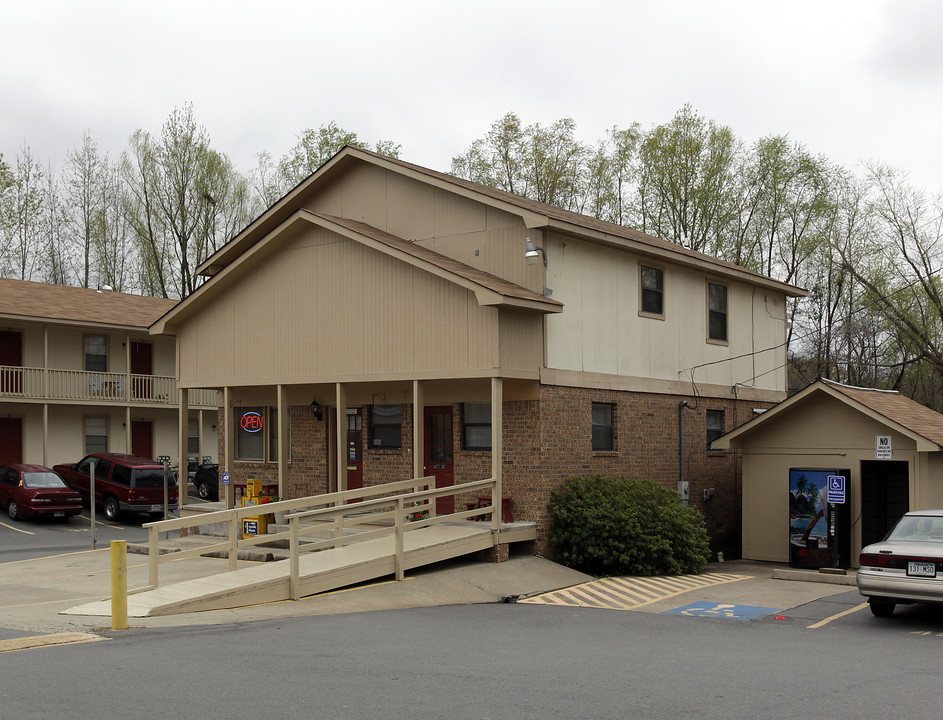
[[0, 366, 217, 407]]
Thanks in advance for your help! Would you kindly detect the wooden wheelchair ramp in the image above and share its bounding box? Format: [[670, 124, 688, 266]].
[[63, 523, 498, 618]]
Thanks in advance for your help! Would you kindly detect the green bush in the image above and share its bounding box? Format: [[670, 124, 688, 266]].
[[548, 476, 711, 576]]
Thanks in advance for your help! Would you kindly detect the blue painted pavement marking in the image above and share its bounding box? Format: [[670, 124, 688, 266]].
[[664, 602, 781, 620]]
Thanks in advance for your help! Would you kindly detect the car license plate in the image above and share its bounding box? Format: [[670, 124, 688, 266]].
[[54, 511, 64, 517], [149, 505, 163, 513], [908, 561, 937, 577]]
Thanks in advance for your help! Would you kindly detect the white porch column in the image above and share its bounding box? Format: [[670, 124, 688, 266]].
[[335, 383, 347, 493], [224, 386, 234, 509], [491, 377, 503, 531], [412, 380, 424, 481], [178, 387, 188, 507], [277, 384, 288, 499]]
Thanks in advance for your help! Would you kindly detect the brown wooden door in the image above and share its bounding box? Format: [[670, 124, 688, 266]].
[[345, 408, 363, 496], [424, 406, 454, 514], [0, 417, 22, 464], [131, 420, 153, 460], [130, 341, 153, 399], [0, 330, 22, 394]]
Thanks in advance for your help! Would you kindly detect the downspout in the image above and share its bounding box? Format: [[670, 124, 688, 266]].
[[679, 401, 689, 505]]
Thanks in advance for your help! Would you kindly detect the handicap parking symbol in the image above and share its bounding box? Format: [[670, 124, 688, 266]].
[[665, 602, 781, 620]]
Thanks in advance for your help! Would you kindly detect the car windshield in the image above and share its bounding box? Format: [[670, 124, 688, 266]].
[[886, 515, 943, 542], [22, 472, 69, 489]]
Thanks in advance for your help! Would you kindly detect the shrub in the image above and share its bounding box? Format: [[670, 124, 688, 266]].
[[548, 476, 711, 576]]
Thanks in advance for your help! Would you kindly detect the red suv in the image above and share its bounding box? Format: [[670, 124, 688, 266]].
[[54, 453, 178, 521]]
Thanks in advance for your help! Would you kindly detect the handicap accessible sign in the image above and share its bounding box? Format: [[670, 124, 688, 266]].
[[664, 602, 781, 620]]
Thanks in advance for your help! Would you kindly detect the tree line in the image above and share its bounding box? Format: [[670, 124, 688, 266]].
[[2, 104, 942, 408]]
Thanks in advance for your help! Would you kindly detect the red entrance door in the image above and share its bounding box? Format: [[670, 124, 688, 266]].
[[345, 408, 363, 496], [130, 341, 153, 399], [0, 417, 23, 463], [424, 406, 454, 514], [0, 330, 22, 394], [131, 420, 153, 460]]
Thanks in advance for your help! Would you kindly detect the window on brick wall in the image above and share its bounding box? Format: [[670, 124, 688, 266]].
[[706, 409, 725, 447], [592, 402, 615, 451], [234, 406, 287, 462], [463, 402, 491, 450], [370, 404, 402, 449]]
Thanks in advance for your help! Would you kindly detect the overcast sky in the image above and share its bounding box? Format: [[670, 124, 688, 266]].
[[3, 0, 943, 193]]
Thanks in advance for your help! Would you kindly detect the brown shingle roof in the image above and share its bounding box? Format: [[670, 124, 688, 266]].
[[314, 213, 561, 308], [823, 379, 943, 447], [0, 278, 177, 328]]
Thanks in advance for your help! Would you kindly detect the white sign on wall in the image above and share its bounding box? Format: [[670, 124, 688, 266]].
[[876, 435, 892, 459]]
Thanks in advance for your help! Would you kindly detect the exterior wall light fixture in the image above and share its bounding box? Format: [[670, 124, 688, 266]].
[[310, 400, 323, 421], [524, 237, 547, 266]]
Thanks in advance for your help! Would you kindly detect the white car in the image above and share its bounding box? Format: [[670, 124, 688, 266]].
[[857, 509, 943, 617]]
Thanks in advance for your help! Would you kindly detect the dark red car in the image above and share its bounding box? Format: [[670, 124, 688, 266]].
[[0, 464, 84, 521], [54, 453, 178, 521]]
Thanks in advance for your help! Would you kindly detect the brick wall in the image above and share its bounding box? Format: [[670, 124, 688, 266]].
[[216, 389, 770, 560]]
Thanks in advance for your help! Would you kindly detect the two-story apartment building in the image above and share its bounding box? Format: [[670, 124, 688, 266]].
[[151, 147, 805, 556], [0, 279, 217, 472]]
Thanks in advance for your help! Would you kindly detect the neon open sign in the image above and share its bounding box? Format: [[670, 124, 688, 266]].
[[240, 411, 264, 433]]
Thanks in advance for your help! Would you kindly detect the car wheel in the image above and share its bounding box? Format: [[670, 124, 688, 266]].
[[197, 479, 212, 500], [103, 496, 121, 521], [7, 500, 20, 521], [869, 601, 895, 617]]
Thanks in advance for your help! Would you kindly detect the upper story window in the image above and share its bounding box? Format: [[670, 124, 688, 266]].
[[370, 404, 402, 449], [706, 409, 725, 447], [463, 403, 492, 450], [592, 402, 615, 451], [640, 265, 664, 317], [84, 335, 108, 372], [707, 282, 728, 343]]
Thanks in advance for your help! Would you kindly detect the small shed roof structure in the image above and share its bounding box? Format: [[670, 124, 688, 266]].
[[714, 378, 943, 565]]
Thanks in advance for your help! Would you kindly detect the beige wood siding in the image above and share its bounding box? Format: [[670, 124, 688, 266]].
[[543, 236, 788, 393], [176, 226, 516, 388], [306, 163, 544, 295]]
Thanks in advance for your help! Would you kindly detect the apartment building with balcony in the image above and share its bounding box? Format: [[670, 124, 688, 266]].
[[0, 278, 217, 470]]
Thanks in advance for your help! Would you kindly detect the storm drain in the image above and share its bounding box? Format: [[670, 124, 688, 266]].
[[519, 572, 751, 611]]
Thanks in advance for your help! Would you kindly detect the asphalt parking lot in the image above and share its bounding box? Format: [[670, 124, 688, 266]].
[[4, 510, 943, 647]]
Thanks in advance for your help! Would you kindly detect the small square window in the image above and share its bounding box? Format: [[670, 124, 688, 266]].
[[640, 265, 664, 317], [707, 283, 728, 343], [706, 409, 725, 447], [592, 402, 615, 451]]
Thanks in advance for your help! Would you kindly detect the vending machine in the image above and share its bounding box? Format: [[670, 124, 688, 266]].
[[789, 467, 851, 569]]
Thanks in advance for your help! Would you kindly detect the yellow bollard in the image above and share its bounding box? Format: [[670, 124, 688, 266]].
[[111, 539, 128, 630]]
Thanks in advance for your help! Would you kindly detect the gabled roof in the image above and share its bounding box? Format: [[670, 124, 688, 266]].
[[151, 210, 560, 334], [0, 277, 177, 330], [715, 378, 943, 452], [194, 146, 806, 299]]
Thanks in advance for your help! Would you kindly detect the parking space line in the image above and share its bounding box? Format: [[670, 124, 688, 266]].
[[806, 602, 868, 628], [0, 520, 34, 535]]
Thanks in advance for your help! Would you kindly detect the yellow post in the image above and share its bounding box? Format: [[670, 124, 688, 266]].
[[111, 540, 128, 630]]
